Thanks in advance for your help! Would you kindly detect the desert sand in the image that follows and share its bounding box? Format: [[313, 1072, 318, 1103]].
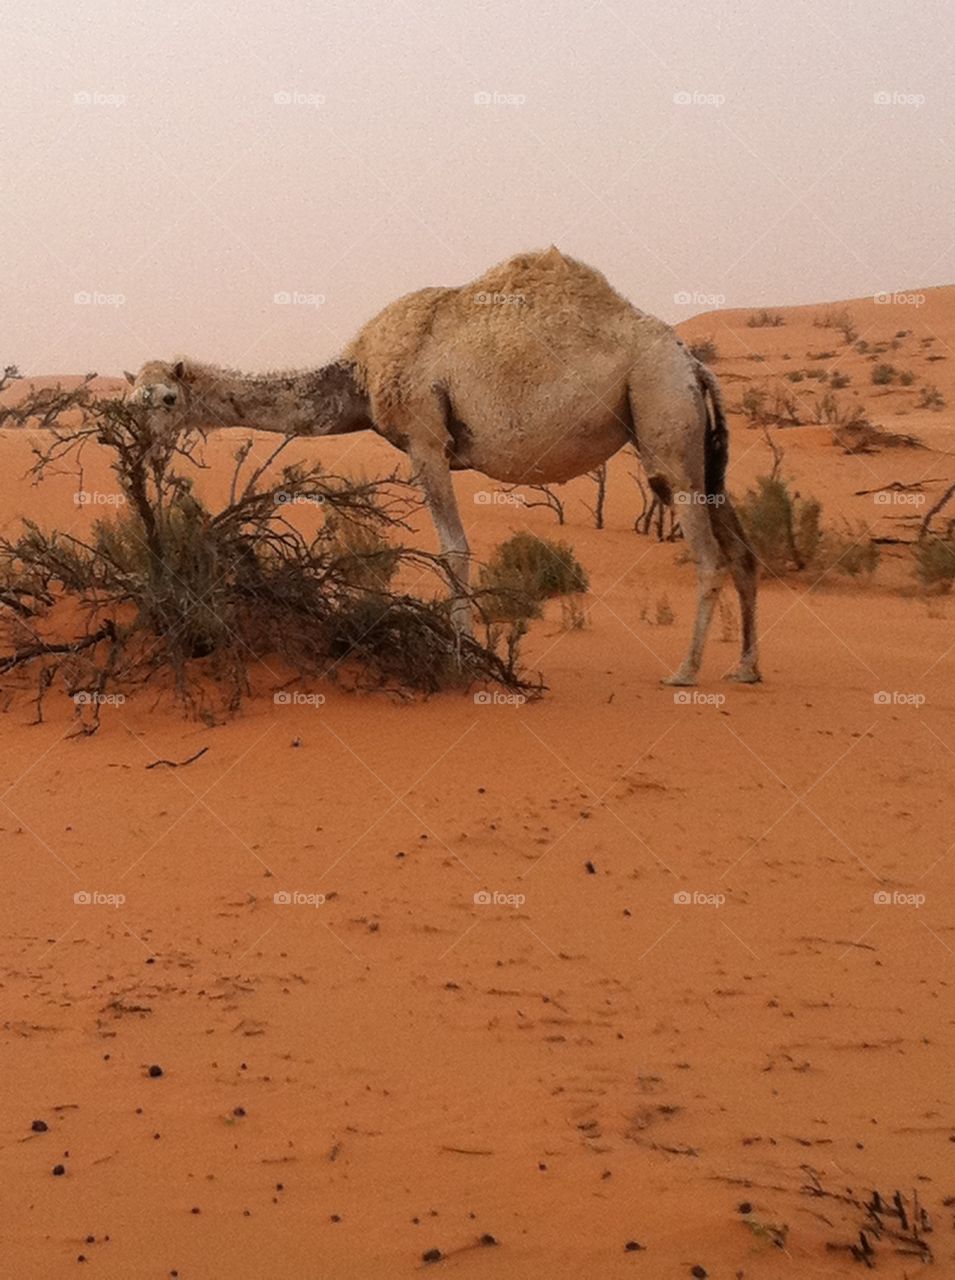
[[0, 291, 953, 1277]]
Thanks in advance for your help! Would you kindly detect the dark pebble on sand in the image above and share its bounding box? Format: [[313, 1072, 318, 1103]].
[[190, 1207, 200, 1215], [737, 1201, 753, 1214], [31, 1119, 48, 1132], [624, 1241, 644, 1252], [585, 861, 596, 874], [148, 1064, 163, 1078], [422, 1249, 442, 1264], [691, 1268, 708, 1279], [479, 1234, 498, 1246], [331, 1214, 341, 1223], [233, 1107, 246, 1117], [52, 1165, 65, 1176]]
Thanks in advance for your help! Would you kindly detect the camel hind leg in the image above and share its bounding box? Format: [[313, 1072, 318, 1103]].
[[661, 496, 727, 686], [710, 497, 761, 682], [628, 373, 726, 686]]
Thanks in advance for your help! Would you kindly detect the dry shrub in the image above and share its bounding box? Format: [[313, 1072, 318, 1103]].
[[688, 337, 718, 364], [915, 535, 955, 591], [746, 309, 785, 328], [0, 381, 540, 716], [819, 526, 880, 577], [917, 384, 945, 410]]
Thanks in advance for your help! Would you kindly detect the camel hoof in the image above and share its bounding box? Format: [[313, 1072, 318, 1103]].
[[723, 669, 762, 685], [661, 672, 697, 688]]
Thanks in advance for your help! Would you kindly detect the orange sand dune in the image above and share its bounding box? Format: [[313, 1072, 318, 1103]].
[[0, 308, 954, 1277]]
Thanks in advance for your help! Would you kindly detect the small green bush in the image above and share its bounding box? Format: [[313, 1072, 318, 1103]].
[[737, 475, 822, 574], [479, 532, 589, 621], [871, 363, 897, 385]]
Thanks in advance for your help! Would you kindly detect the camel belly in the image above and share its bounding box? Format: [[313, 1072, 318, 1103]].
[[451, 408, 629, 485]]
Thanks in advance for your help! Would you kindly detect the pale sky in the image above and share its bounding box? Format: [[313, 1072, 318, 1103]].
[[2, 0, 953, 374]]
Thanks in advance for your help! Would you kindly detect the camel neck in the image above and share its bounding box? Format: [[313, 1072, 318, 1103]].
[[189, 360, 372, 437]]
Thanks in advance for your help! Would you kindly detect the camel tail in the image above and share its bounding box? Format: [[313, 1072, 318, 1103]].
[[697, 362, 728, 498]]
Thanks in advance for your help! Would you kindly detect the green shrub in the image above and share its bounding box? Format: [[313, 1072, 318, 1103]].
[[871, 363, 897, 385], [737, 475, 822, 574], [479, 532, 589, 621]]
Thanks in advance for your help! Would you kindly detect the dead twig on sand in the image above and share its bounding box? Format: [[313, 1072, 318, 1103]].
[[145, 747, 209, 770]]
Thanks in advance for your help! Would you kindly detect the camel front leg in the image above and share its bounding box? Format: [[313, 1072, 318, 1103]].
[[409, 445, 472, 634]]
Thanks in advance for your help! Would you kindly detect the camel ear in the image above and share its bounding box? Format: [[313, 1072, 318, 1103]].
[[124, 370, 136, 386], [173, 360, 186, 380]]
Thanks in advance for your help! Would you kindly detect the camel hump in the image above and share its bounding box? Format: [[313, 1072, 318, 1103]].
[[464, 248, 621, 308], [537, 244, 569, 269]]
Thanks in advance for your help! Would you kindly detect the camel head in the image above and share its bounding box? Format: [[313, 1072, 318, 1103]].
[[124, 359, 191, 421]]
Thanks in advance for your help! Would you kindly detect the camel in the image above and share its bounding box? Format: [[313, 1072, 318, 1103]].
[[125, 247, 759, 685]]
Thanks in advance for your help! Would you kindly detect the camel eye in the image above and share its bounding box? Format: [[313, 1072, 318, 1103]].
[[163, 392, 176, 406]]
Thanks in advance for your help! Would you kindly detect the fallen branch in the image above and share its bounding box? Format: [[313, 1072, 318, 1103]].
[[145, 747, 209, 770]]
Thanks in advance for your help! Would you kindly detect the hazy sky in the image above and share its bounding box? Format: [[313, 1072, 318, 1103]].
[[2, 0, 953, 374]]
